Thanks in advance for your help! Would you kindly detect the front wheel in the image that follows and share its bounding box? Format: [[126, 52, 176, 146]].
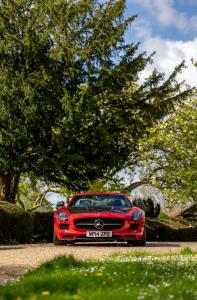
[[53, 228, 67, 245], [128, 228, 146, 247]]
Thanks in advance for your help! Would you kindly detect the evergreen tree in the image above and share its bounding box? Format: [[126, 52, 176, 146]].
[[0, 0, 190, 202]]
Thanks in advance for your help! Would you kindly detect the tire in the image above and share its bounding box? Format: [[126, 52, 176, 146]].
[[53, 228, 67, 245], [67, 241, 75, 245], [128, 228, 146, 247], [127, 240, 133, 246]]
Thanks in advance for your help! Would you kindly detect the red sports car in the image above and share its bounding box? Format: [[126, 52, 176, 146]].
[[53, 192, 146, 246]]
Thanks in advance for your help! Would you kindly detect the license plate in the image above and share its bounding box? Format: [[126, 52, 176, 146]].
[[86, 231, 112, 237]]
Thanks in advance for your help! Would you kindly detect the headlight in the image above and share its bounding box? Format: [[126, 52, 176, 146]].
[[131, 210, 144, 221], [58, 211, 68, 221]]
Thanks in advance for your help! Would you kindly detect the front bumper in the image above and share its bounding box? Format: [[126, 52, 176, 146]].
[[55, 223, 145, 242]]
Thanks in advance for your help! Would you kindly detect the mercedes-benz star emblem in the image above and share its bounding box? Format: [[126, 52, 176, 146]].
[[94, 219, 104, 230]]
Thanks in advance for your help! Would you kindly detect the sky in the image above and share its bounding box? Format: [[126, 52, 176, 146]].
[[125, 0, 197, 87]]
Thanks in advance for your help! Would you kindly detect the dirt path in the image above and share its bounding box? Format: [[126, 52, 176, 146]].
[[0, 242, 197, 285]]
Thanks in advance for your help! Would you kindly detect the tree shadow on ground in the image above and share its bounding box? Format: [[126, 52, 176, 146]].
[[0, 246, 25, 250], [71, 242, 181, 247]]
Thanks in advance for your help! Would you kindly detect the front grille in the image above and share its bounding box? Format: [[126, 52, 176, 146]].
[[74, 218, 124, 230]]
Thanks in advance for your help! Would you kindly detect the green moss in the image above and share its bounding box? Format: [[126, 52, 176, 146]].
[[0, 201, 25, 214]]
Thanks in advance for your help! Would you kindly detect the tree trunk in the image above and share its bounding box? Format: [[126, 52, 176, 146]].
[[0, 173, 20, 203], [123, 180, 149, 193]]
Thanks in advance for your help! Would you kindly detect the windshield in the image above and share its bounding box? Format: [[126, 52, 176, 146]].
[[69, 194, 131, 211]]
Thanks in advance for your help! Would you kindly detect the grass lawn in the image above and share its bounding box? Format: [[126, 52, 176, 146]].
[[0, 248, 196, 300]]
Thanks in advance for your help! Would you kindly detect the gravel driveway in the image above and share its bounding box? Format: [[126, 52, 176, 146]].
[[0, 242, 197, 285]]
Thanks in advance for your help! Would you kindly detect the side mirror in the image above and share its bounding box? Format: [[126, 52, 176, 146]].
[[56, 201, 65, 210]]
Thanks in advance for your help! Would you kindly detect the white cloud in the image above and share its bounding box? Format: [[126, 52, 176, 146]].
[[143, 37, 197, 87], [131, 0, 195, 32], [130, 22, 197, 87], [126, 1, 197, 86]]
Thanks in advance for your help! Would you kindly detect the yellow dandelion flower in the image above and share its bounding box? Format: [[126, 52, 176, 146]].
[[41, 290, 50, 296]]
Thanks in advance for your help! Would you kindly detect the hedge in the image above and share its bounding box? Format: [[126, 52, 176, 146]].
[[146, 218, 197, 241], [32, 212, 54, 242], [0, 201, 34, 243], [0, 202, 196, 244]]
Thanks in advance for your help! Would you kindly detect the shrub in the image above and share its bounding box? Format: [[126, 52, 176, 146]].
[[146, 217, 197, 241], [0, 201, 34, 244]]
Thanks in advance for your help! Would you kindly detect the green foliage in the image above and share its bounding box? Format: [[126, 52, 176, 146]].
[[17, 175, 53, 211], [180, 247, 197, 255], [0, 0, 191, 203], [0, 254, 197, 299], [87, 177, 127, 192], [138, 99, 197, 204]]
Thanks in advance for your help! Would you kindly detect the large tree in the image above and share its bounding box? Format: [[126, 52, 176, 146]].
[[0, 0, 190, 203], [136, 98, 197, 204]]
